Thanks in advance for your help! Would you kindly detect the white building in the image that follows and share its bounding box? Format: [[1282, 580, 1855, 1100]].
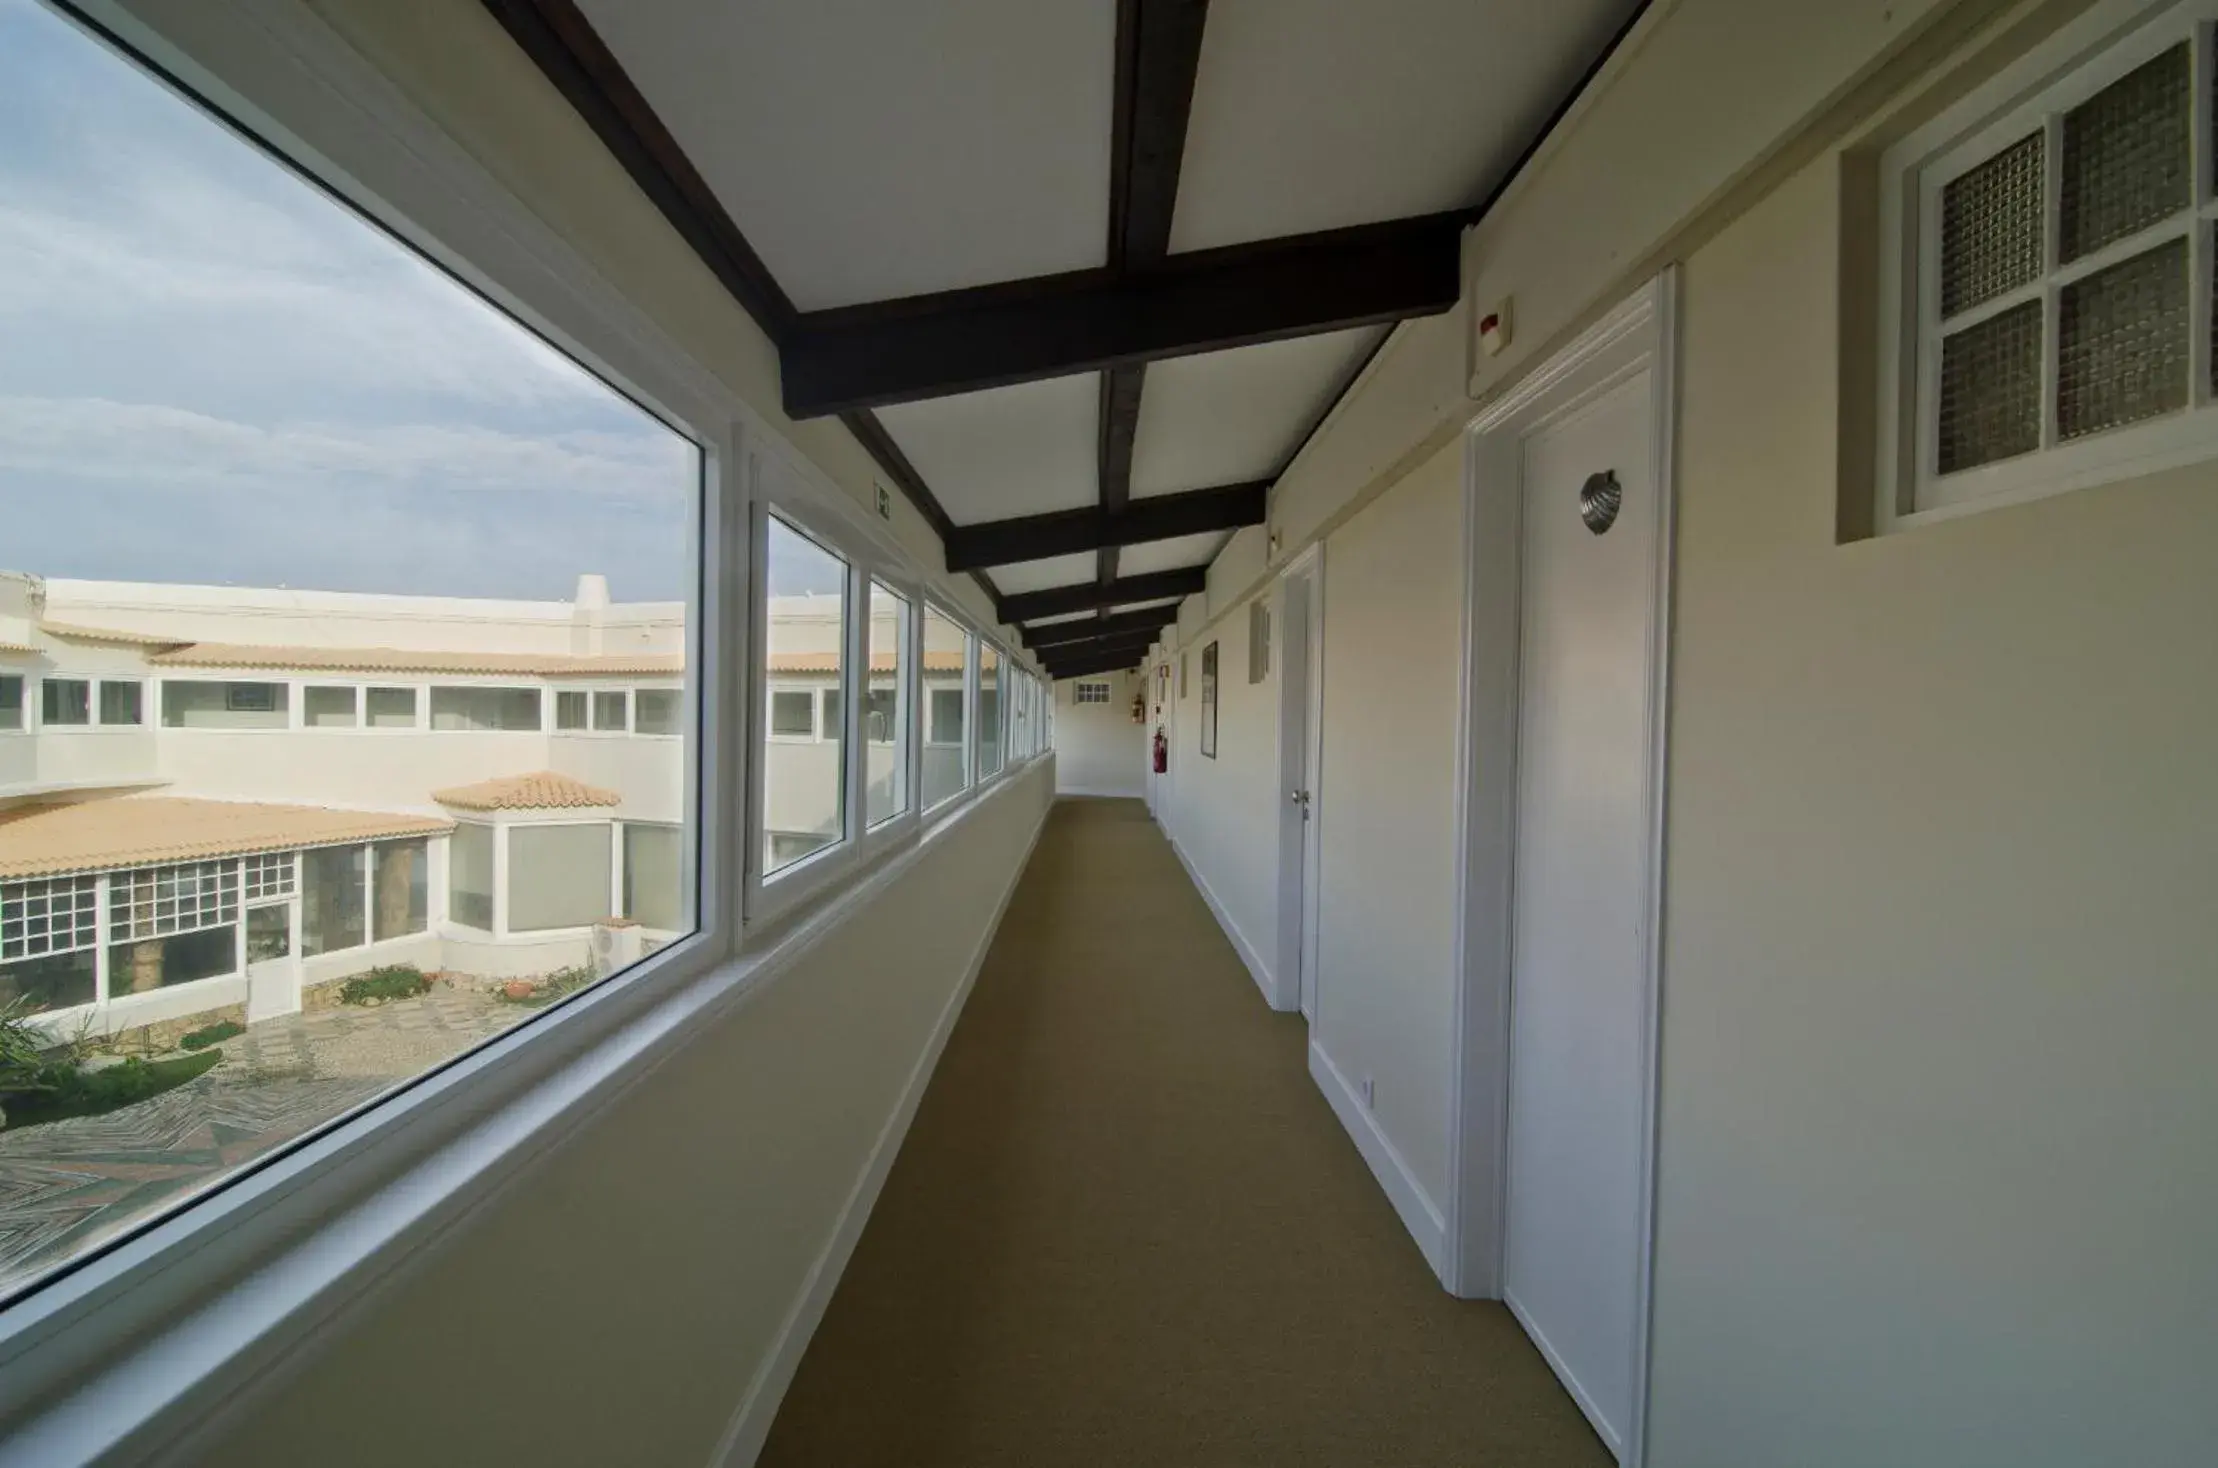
[[0, 568, 691, 1037]]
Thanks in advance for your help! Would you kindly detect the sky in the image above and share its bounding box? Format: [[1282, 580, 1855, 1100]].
[[0, 0, 703, 603]]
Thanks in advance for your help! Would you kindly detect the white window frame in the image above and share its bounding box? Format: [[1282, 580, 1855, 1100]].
[[38, 675, 92, 729], [1073, 680, 1111, 705], [0, 1, 1039, 1454], [301, 682, 360, 729], [362, 684, 423, 731], [1878, 0, 2218, 530], [96, 678, 146, 728]]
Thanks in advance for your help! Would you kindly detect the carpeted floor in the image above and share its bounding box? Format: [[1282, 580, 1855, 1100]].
[[758, 797, 1610, 1467]]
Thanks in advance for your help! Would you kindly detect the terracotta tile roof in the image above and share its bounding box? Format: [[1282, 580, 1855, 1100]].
[[148, 643, 684, 677], [769, 650, 967, 675], [0, 641, 34, 655], [37, 621, 188, 648], [0, 797, 452, 881], [431, 770, 621, 812]]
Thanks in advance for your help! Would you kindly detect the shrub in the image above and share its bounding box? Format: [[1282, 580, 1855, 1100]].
[[181, 1019, 245, 1051], [337, 965, 433, 1006], [1, 1050, 222, 1131], [0, 997, 52, 1100], [494, 963, 599, 1007]]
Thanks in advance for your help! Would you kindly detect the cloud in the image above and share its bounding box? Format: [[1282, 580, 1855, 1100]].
[[0, 396, 695, 505]]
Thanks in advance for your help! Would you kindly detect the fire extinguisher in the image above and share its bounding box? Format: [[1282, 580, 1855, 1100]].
[[1153, 726, 1169, 774]]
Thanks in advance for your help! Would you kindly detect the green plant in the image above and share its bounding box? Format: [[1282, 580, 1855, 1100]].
[[2, 1049, 222, 1131], [180, 1018, 245, 1051], [495, 963, 599, 1007], [337, 965, 433, 1006], [0, 998, 58, 1121]]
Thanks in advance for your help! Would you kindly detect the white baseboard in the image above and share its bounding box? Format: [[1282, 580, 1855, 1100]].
[[711, 802, 1051, 1468], [1055, 784, 1145, 800], [1167, 835, 1284, 1011], [1309, 1040, 1448, 1282]]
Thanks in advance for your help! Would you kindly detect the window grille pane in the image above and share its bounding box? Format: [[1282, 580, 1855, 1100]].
[[1940, 131, 2044, 317], [243, 852, 296, 902], [2058, 236, 2188, 440], [762, 517, 847, 874], [1937, 299, 2043, 473], [2060, 43, 2189, 263]]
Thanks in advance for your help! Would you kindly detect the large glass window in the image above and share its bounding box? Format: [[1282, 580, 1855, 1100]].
[[623, 822, 684, 932], [99, 679, 144, 726], [450, 823, 495, 931], [301, 846, 367, 956], [365, 687, 418, 728], [555, 689, 588, 730], [304, 685, 359, 728], [762, 517, 847, 875], [161, 680, 289, 728], [0, 0, 698, 1305], [372, 838, 429, 941], [634, 688, 681, 735], [430, 686, 542, 731], [866, 581, 909, 825], [508, 824, 613, 932], [592, 689, 627, 731], [978, 646, 1003, 778], [40, 677, 89, 726], [920, 605, 970, 810]]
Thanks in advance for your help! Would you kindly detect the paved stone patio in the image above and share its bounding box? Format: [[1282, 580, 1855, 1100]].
[[0, 983, 525, 1296]]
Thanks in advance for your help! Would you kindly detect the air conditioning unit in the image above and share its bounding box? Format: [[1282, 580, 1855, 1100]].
[[590, 920, 645, 978]]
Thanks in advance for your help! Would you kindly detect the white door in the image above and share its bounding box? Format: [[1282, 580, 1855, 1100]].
[[1275, 566, 1319, 1017], [1501, 365, 1661, 1457], [244, 899, 301, 1021]]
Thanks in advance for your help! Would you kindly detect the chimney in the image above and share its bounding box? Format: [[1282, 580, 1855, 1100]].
[[572, 573, 610, 654]]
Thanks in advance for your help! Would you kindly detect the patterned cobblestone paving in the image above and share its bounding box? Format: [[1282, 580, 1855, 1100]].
[[0, 983, 522, 1295]]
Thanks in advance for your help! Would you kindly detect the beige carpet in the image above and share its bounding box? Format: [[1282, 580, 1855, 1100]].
[[758, 797, 1610, 1467]]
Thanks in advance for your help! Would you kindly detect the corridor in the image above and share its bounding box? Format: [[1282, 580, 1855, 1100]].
[[758, 798, 1608, 1466]]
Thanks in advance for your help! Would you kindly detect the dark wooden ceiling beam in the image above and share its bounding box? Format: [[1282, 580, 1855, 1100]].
[[1022, 605, 1177, 651], [781, 213, 1465, 419], [1001, 567, 1206, 624], [1098, 0, 1209, 600], [944, 480, 1264, 573], [1043, 637, 1162, 678]]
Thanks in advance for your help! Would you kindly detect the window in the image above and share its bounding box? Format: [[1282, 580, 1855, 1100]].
[[40, 676, 90, 726], [508, 824, 613, 931], [634, 688, 681, 735], [365, 686, 418, 728], [555, 689, 589, 730], [450, 823, 495, 931], [430, 686, 542, 731], [592, 689, 628, 732], [819, 688, 842, 742], [1074, 680, 1111, 705], [1, 876, 100, 1013], [1884, 4, 2218, 522], [1248, 600, 1270, 683], [99, 679, 144, 725], [0, 0, 701, 1304], [242, 852, 296, 902], [762, 516, 847, 874], [866, 581, 909, 824], [921, 604, 969, 809], [304, 685, 359, 728], [978, 644, 1003, 778], [162, 680, 289, 728], [622, 822, 684, 931], [300, 846, 366, 956], [109, 861, 241, 994], [770, 689, 816, 738], [372, 839, 429, 942]]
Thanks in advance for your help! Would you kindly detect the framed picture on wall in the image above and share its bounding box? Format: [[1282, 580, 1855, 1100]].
[[1199, 641, 1218, 759]]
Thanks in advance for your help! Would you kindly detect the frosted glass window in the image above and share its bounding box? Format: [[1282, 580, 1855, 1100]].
[[450, 823, 494, 931], [508, 823, 612, 932]]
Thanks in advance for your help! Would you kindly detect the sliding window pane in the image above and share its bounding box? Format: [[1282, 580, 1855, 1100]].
[[867, 581, 909, 825], [763, 517, 847, 874], [0, 0, 700, 1300], [920, 605, 969, 809], [978, 645, 1003, 777]]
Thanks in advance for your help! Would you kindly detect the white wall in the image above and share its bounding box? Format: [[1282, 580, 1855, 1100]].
[[195, 764, 1054, 1466], [1051, 670, 1146, 799]]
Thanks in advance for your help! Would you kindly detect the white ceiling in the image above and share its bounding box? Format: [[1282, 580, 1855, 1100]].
[[991, 552, 1098, 596], [577, 0, 1117, 309], [1119, 531, 1229, 578], [1168, 0, 1637, 252], [876, 373, 1099, 523], [1129, 327, 1383, 498]]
